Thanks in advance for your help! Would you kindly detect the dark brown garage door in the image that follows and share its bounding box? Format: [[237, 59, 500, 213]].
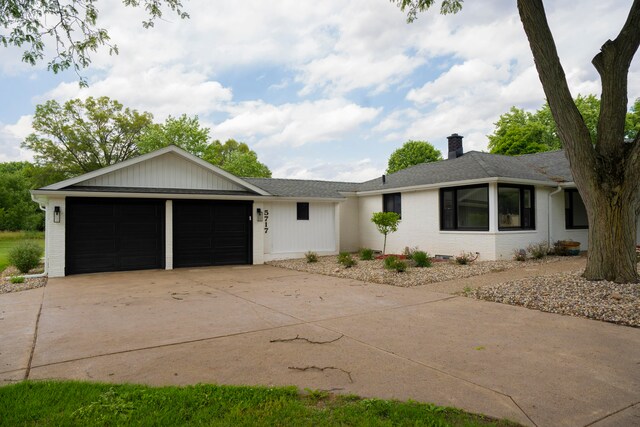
[[173, 200, 252, 268], [66, 198, 165, 275]]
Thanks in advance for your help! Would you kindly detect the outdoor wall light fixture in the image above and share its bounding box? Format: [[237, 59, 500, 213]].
[[53, 206, 61, 223], [256, 208, 263, 222]]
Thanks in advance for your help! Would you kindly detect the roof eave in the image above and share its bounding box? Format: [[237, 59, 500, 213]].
[[355, 176, 559, 196]]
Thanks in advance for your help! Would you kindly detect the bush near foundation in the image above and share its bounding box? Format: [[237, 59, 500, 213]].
[[8, 241, 43, 273]]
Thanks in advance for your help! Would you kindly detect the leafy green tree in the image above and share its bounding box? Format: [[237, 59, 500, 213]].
[[138, 116, 272, 177], [22, 97, 154, 177], [387, 140, 442, 174], [371, 212, 401, 255], [625, 98, 640, 140], [487, 95, 638, 155], [138, 114, 210, 158], [394, 0, 640, 282], [0, 0, 188, 84], [0, 162, 44, 231]]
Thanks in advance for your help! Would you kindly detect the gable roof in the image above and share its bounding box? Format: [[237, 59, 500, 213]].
[[245, 178, 360, 198], [39, 145, 270, 196]]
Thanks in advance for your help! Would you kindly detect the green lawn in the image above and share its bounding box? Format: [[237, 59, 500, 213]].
[[0, 381, 518, 426], [0, 231, 45, 272]]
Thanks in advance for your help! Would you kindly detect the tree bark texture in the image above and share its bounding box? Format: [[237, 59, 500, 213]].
[[517, 0, 640, 283]]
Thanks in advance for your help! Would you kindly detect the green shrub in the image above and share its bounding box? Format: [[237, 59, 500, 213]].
[[10, 276, 25, 284], [337, 252, 357, 268], [383, 255, 407, 272], [402, 246, 419, 260], [455, 251, 477, 265], [8, 241, 43, 273], [513, 249, 527, 261], [305, 251, 318, 263], [527, 242, 549, 259], [412, 251, 432, 267], [359, 248, 374, 260]]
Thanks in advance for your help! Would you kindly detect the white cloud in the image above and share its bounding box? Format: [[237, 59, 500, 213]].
[[273, 158, 384, 182], [214, 99, 381, 148], [0, 116, 34, 162], [41, 65, 233, 120]]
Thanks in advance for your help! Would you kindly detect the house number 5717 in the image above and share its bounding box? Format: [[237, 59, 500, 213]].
[[264, 209, 269, 234]]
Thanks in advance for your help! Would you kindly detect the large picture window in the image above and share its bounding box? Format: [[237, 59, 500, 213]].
[[498, 185, 535, 230], [565, 189, 588, 229], [440, 185, 489, 231], [383, 193, 402, 217]]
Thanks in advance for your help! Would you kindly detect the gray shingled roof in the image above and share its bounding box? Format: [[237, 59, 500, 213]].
[[246, 150, 573, 197], [357, 150, 571, 192], [518, 150, 573, 183], [244, 178, 360, 198]]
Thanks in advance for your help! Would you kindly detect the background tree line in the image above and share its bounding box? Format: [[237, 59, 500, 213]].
[[0, 96, 272, 231]]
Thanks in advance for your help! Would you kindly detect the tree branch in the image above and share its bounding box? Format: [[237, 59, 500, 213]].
[[592, 0, 640, 157], [516, 0, 596, 192]]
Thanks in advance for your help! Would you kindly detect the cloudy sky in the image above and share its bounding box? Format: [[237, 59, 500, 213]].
[[0, 0, 638, 181]]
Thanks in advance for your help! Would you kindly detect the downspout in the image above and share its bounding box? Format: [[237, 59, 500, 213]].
[[25, 194, 48, 278], [548, 186, 562, 246]]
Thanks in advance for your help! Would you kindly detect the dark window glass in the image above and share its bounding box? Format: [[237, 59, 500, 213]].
[[383, 193, 401, 217], [442, 189, 455, 230], [565, 189, 588, 229], [498, 185, 535, 230], [297, 202, 309, 220], [440, 185, 489, 231]]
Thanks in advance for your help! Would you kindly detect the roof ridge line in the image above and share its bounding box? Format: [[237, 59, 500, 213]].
[[470, 152, 497, 177]]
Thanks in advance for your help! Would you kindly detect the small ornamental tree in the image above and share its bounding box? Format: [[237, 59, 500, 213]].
[[371, 212, 401, 255]]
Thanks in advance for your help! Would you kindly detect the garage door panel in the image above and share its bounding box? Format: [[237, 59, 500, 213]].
[[173, 200, 251, 268], [66, 198, 164, 275]]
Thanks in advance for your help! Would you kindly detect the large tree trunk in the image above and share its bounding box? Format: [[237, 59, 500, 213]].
[[517, 0, 640, 283], [585, 187, 638, 282]]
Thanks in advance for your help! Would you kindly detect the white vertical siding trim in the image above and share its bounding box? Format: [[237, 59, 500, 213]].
[[165, 200, 173, 270], [46, 197, 66, 277], [266, 201, 336, 255], [252, 202, 265, 265], [73, 152, 246, 191]]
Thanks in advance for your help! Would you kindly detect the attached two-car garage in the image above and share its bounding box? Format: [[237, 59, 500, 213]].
[[65, 197, 252, 275]]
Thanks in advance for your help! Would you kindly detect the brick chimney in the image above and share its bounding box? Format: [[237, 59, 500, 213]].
[[447, 133, 463, 160]]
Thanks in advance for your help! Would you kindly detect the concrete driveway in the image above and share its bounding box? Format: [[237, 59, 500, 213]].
[[1, 265, 638, 427]]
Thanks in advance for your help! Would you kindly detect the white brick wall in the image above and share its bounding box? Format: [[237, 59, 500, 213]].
[[45, 197, 66, 277], [338, 196, 360, 252]]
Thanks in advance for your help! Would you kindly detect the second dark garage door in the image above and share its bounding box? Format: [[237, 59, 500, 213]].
[[173, 200, 252, 268]]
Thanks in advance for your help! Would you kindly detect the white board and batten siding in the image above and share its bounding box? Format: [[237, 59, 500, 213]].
[[263, 201, 338, 261], [77, 152, 245, 191]]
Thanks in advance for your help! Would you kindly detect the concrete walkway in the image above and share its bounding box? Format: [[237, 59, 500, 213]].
[[1, 261, 638, 427]]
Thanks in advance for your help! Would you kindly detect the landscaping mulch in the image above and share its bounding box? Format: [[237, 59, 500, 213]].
[[268, 255, 562, 287], [469, 268, 640, 327], [0, 265, 47, 294]]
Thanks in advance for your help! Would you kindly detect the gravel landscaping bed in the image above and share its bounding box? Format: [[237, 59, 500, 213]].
[[268, 255, 562, 287], [0, 266, 47, 294], [468, 269, 640, 327]]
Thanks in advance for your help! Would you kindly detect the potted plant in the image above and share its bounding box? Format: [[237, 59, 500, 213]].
[[555, 240, 581, 256]]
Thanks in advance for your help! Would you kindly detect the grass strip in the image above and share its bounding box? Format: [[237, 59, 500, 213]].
[[0, 381, 519, 426]]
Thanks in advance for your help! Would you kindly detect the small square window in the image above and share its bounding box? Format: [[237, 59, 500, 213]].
[[383, 193, 401, 217], [297, 202, 309, 220]]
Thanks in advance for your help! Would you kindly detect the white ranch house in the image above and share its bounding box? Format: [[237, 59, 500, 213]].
[[31, 135, 640, 277]]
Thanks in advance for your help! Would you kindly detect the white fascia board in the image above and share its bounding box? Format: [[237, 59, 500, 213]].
[[41, 145, 271, 196], [355, 177, 558, 196], [30, 189, 343, 202]]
